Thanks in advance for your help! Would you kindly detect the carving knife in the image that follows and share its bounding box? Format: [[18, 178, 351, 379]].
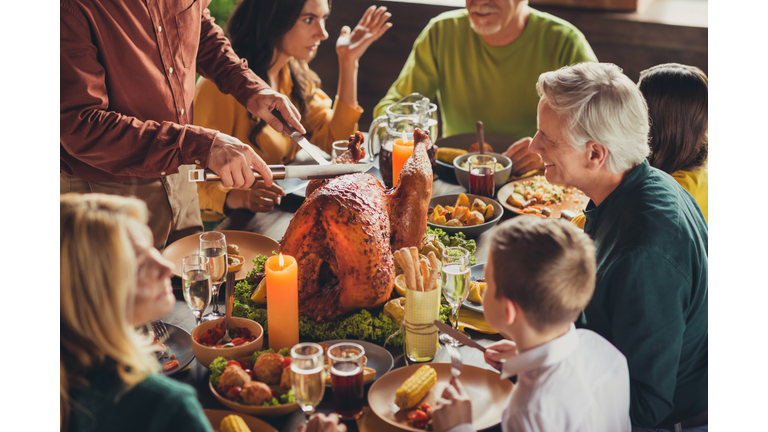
[[188, 163, 372, 183], [271, 109, 332, 165], [433, 320, 487, 352]]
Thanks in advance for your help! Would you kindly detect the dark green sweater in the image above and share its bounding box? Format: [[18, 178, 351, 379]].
[[68, 363, 212, 432], [579, 160, 707, 427]]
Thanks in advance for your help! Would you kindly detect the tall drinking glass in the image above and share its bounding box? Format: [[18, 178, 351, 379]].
[[439, 247, 471, 347], [329, 343, 365, 420], [291, 343, 326, 422], [200, 232, 227, 321], [181, 254, 212, 327], [468, 155, 496, 197]]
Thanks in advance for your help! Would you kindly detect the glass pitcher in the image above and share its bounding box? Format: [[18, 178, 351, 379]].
[[368, 93, 438, 188]]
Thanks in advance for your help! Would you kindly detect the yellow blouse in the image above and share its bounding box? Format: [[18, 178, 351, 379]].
[[192, 64, 363, 220], [671, 165, 708, 224]]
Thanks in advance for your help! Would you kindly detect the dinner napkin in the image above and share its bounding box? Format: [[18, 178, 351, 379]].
[[458, 308, 498, 334]]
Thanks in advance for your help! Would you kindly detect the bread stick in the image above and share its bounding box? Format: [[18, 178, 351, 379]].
[[419, 260, 429, 292], [396, 248, 417, 291], [427, 251, 440, 292], [409, 247, 422, 291]]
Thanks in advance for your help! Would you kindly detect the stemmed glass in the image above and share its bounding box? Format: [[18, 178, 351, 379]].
[[199, 232, 227, 322], [181, 254, 212, 327], [290, 343, 326, 422], [438, 247, 472, 347]]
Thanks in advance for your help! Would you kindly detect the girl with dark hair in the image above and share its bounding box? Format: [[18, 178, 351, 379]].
[[193, 0, 391, 221], [638, 63, 708, 223]]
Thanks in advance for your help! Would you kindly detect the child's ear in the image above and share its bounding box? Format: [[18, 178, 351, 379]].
[[503, 298, 518, 326]]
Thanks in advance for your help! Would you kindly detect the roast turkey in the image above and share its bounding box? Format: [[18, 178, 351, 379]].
[[280, 130, 433, 322]]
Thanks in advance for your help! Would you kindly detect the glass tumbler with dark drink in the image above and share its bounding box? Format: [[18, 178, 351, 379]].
[[468, 154, 497, 197], [329, 343, 366, 420]]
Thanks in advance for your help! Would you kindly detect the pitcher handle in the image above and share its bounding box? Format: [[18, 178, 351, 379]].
[[367, 115, 388, 163]]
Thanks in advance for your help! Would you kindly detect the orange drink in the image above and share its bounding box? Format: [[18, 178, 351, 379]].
[[392, 138, 414, 187]]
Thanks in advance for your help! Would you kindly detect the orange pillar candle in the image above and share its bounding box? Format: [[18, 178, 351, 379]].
[[265, 253, 299, 351], [392, 137, 414, 187]]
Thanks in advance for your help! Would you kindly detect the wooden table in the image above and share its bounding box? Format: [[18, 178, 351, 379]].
[[163, 166, 515, 432]]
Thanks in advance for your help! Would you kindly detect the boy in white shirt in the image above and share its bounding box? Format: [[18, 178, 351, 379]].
[[431, 217, 631, 432]]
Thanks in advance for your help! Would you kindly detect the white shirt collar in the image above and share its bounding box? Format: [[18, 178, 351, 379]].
[[500, 324, 579, 379]]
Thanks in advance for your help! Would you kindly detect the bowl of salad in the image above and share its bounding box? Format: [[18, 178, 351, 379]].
[[208, 350, 299, 417], [191, 317, 263, 368]]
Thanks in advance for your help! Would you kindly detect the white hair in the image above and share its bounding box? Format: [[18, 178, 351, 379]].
[[536, 62, 651, 174]]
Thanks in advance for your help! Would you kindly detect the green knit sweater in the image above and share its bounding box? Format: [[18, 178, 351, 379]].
[[374, 8, 597, 140]]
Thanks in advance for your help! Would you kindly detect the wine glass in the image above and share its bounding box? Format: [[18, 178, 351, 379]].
[[331, 140, 348, 159], [181, 254, 211, 327], [290, 343, 326, 422], [199, 231, 227, 322], [439, 247, 472, 347]]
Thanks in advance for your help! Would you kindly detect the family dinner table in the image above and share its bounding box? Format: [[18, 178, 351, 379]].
[[162, 155, 516, 432]]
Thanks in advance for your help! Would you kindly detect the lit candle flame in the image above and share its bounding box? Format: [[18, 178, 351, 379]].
[[278, 253, 284, 270]]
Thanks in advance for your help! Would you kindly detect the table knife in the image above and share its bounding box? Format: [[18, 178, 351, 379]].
[[272, 109, 332, 165], [188, 163, 372, 183], [434, 320, 487, 352]]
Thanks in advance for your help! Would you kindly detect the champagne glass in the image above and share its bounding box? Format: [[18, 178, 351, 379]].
[[439, 247, 471, 347], [199, 232, 227, 321], [181, 254, 211, 327], [291, 343, 326, 422]]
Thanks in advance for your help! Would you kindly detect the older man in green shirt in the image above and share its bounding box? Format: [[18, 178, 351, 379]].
[[374, 0, 596, 176], [528, 62, 708, 430]]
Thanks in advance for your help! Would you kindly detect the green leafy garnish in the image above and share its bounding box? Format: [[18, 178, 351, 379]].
[[208, 357, 229, 387]]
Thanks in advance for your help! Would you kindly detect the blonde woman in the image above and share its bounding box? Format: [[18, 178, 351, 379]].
[[60, 193, 211, 432]]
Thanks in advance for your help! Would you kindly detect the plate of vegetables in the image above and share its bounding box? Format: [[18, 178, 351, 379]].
[[208, 348, 299, 416]]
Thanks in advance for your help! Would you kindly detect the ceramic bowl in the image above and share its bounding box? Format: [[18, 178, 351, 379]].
[[453, 152, 513, 191], [427, 193, 504, 238], [190, 317, 264, 368]]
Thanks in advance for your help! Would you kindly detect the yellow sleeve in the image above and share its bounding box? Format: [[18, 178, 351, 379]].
[[192, 78, 240, 219], [302, 88, 363, 155]]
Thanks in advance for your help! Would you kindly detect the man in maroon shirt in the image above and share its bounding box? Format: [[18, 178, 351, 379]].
[[60, 0, 305, 249]]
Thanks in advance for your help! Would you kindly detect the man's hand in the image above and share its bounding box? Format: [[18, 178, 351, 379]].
[[297, 413, 347, 432], [247, 88, 305, 135], [504, 137, 544, 177], [225, 181, 286, 213], [208, 133, 272, 188], [430, 377, 472, 432], [484, 339, 518, 371]]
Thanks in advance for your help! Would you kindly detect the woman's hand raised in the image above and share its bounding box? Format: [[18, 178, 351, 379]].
[[336, 5, 392, 67]]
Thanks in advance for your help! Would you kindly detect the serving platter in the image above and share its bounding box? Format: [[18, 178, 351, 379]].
[[368, 363, 513, 431], [162, 230, 279, 282], [159, 323, 194, 376], [497, 176, 589, 220], [204, 409, 277, 432]]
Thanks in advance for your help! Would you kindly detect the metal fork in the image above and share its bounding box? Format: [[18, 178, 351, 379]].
[[445, 344, 463, 378], [151, 320, 170, 345]]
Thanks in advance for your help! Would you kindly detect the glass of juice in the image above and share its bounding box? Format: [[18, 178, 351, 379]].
[[329, 342, 366, 420], [291, 343, 326, 422], [468, 155, 496, 197], [392, 133, 415, 187]]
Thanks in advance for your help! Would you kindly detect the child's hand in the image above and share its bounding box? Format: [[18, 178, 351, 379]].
[[484, 340, 518, 371], [297, 413, 347, 432], [430, 377, 472, 432]]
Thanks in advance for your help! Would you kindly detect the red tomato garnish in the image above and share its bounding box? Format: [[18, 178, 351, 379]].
[[244, 369, 255, 380], [283, 357, 292, 368], [419, 403, 431, 411], [407, 409, 428, 422], [226, 360, 241, 367], [226, 386, 243, 400], [170, 354, 176, 359], [162, 360, 179, 371]]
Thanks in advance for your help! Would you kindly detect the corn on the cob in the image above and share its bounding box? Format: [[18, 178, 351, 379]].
[[395, 365, 437, 409], [220, 414, 252, 432]]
